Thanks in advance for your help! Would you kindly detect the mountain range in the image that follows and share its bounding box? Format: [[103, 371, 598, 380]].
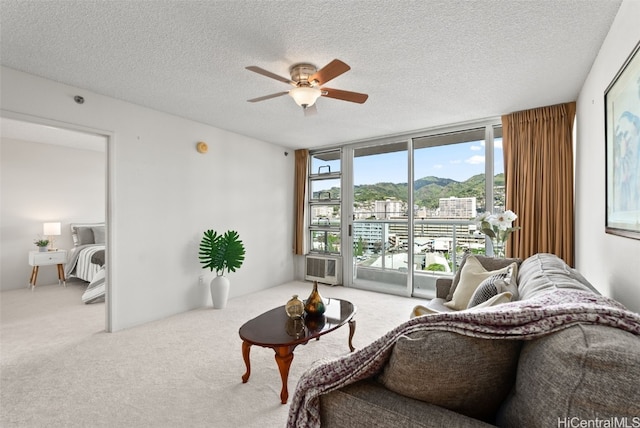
[[318, 173, 505, 210]]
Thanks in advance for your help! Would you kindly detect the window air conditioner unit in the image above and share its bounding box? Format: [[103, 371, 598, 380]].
[[305, 255, 342, 286]]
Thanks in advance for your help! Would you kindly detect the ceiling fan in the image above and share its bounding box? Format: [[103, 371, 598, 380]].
[[246, 59, 368, 116]]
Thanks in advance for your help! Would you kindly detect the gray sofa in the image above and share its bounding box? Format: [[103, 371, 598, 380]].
[[317, 253, 640, 427]]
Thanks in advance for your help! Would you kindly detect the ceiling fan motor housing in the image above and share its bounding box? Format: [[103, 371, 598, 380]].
[[289, 63, 317, 86]]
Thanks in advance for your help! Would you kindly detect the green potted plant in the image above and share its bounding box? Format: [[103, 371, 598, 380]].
[[34, 237, 50, 252], [198, 229, 245, 309]]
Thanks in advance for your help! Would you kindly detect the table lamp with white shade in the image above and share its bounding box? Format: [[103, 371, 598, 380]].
[[43, 222, 61, 251]]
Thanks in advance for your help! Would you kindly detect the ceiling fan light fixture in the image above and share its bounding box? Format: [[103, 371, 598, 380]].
[[289, 86, 322, 108]]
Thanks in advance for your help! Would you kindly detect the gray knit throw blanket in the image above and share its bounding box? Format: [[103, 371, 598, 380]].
[[286, 290, 640, 428]]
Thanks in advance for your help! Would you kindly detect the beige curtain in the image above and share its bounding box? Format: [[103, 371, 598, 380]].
[[293, 149, 309, 255], [502, 102, 576, 266]]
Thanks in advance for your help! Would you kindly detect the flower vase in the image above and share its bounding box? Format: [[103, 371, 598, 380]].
[[492, 240, 506, 258], [285, 295, 304, 319], [210, 275, 230, 309], [304, 281, 325, 316]]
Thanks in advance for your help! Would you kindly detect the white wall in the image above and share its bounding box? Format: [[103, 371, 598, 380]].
[[0, 66, 295, 331], [0, 138, 105, 290], [576, 0, 640, 313]]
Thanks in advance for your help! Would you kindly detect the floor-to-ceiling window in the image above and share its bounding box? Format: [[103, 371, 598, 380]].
[[351, 141, 409, 294], [308, 121, 503, 297], [410, 125, 502, 297]]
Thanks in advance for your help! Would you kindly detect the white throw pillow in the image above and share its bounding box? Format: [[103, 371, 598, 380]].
[[444, 256, 517, 310]]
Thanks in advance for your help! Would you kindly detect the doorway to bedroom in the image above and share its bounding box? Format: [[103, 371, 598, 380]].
[[0, 114, 110, 331]]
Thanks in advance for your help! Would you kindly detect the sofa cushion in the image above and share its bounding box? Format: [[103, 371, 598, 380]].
[[447, 254, 523, 301], [436, 277, 454, 299], [444, 256, 518, 310], [497, 324, 640, 426], [517, 253, 599, 300], [320, 379, 495, 428], [377, 330, 522, 422]]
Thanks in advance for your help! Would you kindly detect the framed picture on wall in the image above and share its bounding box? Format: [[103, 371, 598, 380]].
[[605, 40, 640, 240]]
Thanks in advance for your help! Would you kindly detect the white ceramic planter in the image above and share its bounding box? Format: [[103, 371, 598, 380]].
[[210, 275, 230, 309]]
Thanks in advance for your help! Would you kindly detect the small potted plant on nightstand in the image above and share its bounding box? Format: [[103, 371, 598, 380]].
[[34, 238, 49, 252], [198, 229, 245, 309]]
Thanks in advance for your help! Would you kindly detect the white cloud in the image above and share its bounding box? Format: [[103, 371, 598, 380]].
[[470, 145, 482, 151], [450, 159, 461, 164], [465, 155, 485, 165], [433, 164, 443, 169]]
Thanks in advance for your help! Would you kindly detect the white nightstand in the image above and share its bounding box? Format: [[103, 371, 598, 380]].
[[28, 250, 67, 288]]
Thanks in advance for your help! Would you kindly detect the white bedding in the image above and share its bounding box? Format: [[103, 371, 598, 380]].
[[82, 267, 105, 304], [64, 244, 105, 282]]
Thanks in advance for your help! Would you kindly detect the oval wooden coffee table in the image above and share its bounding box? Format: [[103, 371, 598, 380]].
[[239, 297, 356, 404]]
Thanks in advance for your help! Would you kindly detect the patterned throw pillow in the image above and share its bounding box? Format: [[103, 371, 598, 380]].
[[467, 266, 518, 308], [468, 272, 508, 308], [470, 291, 513, 310]]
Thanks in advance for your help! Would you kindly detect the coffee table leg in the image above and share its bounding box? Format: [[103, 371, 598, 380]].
[[274, 346, 295, 404], [348, 319, 356, 352], [241, 341, 251, 383]]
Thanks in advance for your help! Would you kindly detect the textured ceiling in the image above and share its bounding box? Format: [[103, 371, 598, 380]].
[[0, 0, 622, 150]]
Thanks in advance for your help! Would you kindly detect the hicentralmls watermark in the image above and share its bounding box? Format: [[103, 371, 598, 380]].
[[557, 417, 640, 428]]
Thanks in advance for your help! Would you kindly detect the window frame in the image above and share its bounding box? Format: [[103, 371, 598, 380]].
[[308, 149, 342, 255]]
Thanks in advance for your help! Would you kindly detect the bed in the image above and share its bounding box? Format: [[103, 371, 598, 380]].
[[65, 244, 105, 282], [63, 223, 106, 303]]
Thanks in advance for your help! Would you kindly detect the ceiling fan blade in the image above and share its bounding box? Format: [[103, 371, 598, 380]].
[[309, 59, 350, 86], [247, 91, 289, 103], [245, 66, 295, 85], [303, 104, 318, 116], [321, 87, 369, 104]]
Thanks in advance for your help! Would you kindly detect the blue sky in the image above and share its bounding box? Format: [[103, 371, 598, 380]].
[[354, 139, 504, 184]]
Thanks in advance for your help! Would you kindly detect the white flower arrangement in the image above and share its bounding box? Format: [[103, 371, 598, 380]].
[[472, 210, 520, 257]]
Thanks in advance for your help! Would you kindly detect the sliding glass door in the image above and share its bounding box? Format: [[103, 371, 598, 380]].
[[349, 142, 410, 295], [411, 128, 493, 297]]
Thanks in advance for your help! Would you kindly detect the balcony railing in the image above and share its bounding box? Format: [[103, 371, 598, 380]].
[[353, 218, 487, 294]]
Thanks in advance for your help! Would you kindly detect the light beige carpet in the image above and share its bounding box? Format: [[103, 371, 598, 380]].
[[1, 280, 426, 427]]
